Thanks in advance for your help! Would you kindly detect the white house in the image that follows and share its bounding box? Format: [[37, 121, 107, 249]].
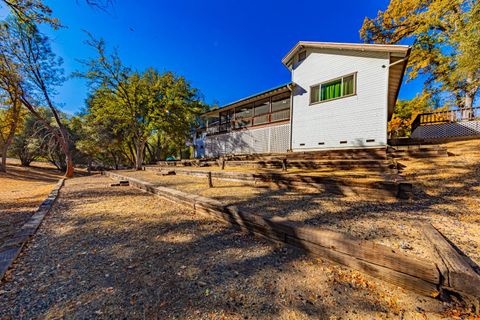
[[196, 42, 410, 158]]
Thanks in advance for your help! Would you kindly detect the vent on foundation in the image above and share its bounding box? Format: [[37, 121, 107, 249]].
[[366, 139, 375, 143], [318, 142, 325, 145], [339, 141, 347, 144], [299, 143, 305, 146]]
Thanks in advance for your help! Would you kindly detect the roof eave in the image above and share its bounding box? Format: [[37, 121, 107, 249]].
[[388, 47, 411, 119], [282, 41, 411, 68]]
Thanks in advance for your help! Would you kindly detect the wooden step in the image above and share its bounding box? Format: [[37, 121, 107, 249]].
[[387, 144, 449, 159], [224, 159, 395, 171], [388, 150, 449, 159], [225, 148, 388, 161], [144, 166, 411, 199]]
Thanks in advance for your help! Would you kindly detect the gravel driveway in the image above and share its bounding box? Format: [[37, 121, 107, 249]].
[[0, 175, 466, 319]]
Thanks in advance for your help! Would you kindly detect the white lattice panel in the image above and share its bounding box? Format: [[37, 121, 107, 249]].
[[252, 128, 269, 154], [270, 124, 290, 153], [204, 124, 290, 157], [411, 120, 480, 139]]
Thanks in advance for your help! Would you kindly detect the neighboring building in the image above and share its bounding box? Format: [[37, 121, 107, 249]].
[[197, 41, 411, 158]]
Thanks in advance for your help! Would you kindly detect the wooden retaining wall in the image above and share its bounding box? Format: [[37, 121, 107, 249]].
[[105, 171, 480, 303], [104, 171, 462, 297], [145, 166, 412, 200]]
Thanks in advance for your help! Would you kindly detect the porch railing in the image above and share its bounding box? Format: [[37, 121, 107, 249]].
[[205, 108, 290, 136], [411, 107, 479, 133]]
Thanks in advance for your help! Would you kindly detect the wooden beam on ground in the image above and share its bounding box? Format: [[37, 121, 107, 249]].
[[270, 217, 439, 284], [419, 221, 480, 297], [286, 236, 439, 297]]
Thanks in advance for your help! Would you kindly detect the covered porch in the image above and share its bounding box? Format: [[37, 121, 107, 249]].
[[201, 83, 292, 136]]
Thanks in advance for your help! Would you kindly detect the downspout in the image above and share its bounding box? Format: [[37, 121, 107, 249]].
[[384, 52, 391, 147], [287, 82, 295, 152]]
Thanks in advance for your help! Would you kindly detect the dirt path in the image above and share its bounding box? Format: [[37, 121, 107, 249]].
[[0, 175, 467, 319], [0, 163, 63, 245]]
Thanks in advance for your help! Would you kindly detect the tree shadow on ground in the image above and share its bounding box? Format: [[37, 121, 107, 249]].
[[0, 176, 426, 319]]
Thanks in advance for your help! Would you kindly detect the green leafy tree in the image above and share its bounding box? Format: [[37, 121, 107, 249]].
[[8, 111, 43, 166], [388, 93, 442, 138], [78, 37, 205, 169], [361, 0, 479, 111]]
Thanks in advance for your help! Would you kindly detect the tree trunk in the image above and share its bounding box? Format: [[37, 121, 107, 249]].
[[145, 142, 154, 164], [135, 140, 146, 170], [87, 157, 92, 175], [463, 73, 477, 119], [110, 151, 119, 170], [1, 145, 7, 172], [64, 150, 74, 178], [0, 98, 21, 173], [156, 135, 162, 162]]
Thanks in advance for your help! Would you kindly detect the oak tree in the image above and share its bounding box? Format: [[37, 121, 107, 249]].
[[361, 0, 479, 111]]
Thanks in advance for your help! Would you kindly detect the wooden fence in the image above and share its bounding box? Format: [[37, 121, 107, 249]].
[[411, 107, 479, 133]]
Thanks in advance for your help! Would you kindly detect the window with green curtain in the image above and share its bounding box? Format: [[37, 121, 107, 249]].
[[321, 79, 342, 101], [310, 73, 356, 105]]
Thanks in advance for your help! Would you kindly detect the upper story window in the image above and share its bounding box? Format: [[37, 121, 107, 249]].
[[253, 99, 270, 116], [310, 73, 356, 105], [271, 92, 291, 112], [298, 50, 307, 62], [234, 104, 253, 119]]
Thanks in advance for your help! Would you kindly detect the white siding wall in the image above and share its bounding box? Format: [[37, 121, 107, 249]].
[[291, 49, 390, 151], [205, 123, 290, 157]]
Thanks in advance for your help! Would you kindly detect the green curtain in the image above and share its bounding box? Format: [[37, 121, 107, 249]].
[[321, 79, 342, 101]]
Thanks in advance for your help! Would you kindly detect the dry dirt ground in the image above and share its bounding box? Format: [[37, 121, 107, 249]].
[[0, 175, 471, 319], [0, 161, 63, 245], [120, 140, 480, 267]]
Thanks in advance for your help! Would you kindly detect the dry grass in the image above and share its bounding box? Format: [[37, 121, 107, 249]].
[[397, 140, 480, 265], [120, 140, 480, 265], [119, 170, 433, 261], [0, 161, 63, 244], [0, 175, 467, 319]]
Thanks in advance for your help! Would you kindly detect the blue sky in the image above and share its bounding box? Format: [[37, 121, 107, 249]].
[[1, 0, 424, 114]]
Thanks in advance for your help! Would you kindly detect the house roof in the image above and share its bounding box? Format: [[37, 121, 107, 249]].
[[282, 41, 411, 119], [203, 42, 410, 120], [281, 41, 410, 67], [202, 83, 292, 117]]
